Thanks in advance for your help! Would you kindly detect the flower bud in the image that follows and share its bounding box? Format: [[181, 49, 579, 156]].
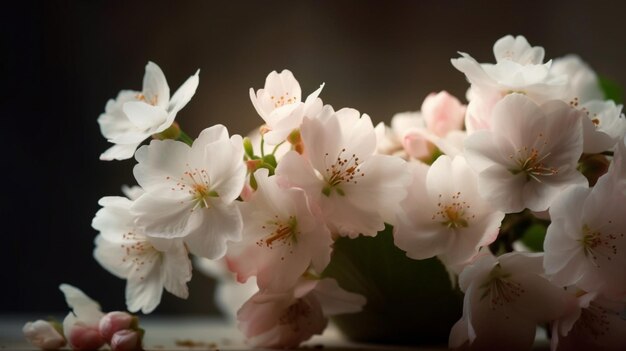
[[99, 311, 135, 342], [23, 320, 66, 350], [68, 324, 105, 351], [110, 329, 143, 351], [421, 91, 465, 137]]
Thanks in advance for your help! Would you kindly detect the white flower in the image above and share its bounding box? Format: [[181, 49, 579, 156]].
[[580, 100, 626, 154], [227, 169, 333, 291], [449, 252, 576, 351], [92, 196, 192, 314], [249, 69, 324, 145], [551, 55, 603, 104], [59, 284, 106, 351], [543, 140, 626, 299], [195, 256, 258, 322], [98, 61, 199, 161], [237, 278, 365, 349], [23, 320, 66, 350], [276, 106, 410, 237], [452, 35, 567, 132], [394, 156, 505, 272], [464, 94, 587, 213], [551, 292, 626, 351], [452, 35, 565, 101], [131, 124, 246, 259]]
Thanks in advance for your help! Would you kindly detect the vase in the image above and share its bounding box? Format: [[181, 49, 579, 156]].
[[322, 225, 463, 346]]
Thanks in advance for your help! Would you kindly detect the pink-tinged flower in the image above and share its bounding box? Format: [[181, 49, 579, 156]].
[[93, 196, 192, 314], [110, 329, 143, 351], [237, 278, 365, 349], [249, 70, 324, 145], [394, 156, 505, 272], [23, 320, 66, 350], [277, 106, 410, 237], [99, 311, 135, 342], [131, 125, 246, 259], [421, 91, 466, 138], [376, 92, 466, 160], [551, 292, 626, 351], [551, 55, 603, 104], [464, 94, 587, 213], [227, 169, 333, 291], [98, 61, 199, 161], [449, 252, 576, 351], [59, 284, 106, 351], [579, 100, 626, 154], [543, 139, 626, 299]]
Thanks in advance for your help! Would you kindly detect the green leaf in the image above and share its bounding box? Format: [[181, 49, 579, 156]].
[[262, 154, 277, 168], [520, 223, 546, 252], [322, 225, 462, 346], [599, 76, 624, 104]]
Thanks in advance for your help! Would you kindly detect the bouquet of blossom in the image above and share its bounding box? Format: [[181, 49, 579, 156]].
[[24, 35, 626, 351]]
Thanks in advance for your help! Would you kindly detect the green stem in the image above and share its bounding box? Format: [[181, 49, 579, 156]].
[[271, 141, 285, 155], [178, 130, 194, 146], [260, 136, 266, 157]]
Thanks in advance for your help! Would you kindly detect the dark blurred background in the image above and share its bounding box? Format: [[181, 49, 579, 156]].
[[2, 0, 625, 315]]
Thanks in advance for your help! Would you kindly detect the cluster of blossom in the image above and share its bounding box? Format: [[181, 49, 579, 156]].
[[24, 284, 143, 351], [43, 35, 625, 350]]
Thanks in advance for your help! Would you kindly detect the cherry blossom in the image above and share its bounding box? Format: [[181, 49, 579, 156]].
[[59, 284, 106, 351], [375, 91, 466, 161], [452, 35, 567, 132], [551, 291, 626, 351], [93, 196, 192, 314], [131, 125, 246, 259], [237, 278, 365, 349], [464, 94, 587, 213], [579, 100, 626, 154], [249, 69, 324, 145], [110, 329, 142, 351], [276, 106, 410, 237], [543, 139, 626, 299], [194, 256, 258, 321], [551, 55, 603, 104], [394, 156, 505, 272], [98, 61, 199, 161], [227, 169, 333, 291], [22, 320, 66, 350], [449, 252, 576, 351]]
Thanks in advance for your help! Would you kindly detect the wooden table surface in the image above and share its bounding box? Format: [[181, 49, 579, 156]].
[[1, 315, 550, 350]]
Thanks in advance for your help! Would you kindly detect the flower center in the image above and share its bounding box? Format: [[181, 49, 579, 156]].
[[257, 215, 299, 251], [432, 192, 474, 229], [509, 142, 558, 181], [479, 265, 525, 312], [579, 223, 622, 266], [577, 302, 611, 340], [136, 93, 158, 106], [321, 148, 364, 196], [270, 92, 298, 109], [279, 299, 313, 329], [167, 165, 218, 210]]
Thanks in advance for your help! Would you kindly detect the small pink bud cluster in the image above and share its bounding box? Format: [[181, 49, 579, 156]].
[[25, 311, 143, 351]]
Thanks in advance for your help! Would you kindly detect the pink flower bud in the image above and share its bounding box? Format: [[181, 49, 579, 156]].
[[402, 131, 435, 161], [421, 91, 466, 137], [99, 311, 134, 342], [23, 320, 66, 350], [68, 324, 105, 351], [110, 329, 142, 351]]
